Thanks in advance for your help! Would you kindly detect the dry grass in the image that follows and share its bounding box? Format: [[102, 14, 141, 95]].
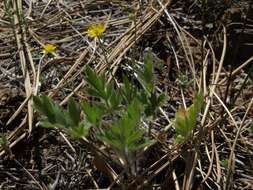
[[0, 0, 253, 189]]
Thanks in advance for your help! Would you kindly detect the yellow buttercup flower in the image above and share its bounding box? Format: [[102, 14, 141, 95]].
[[42, 44, 57, 55], [87, 23, 105, 38]]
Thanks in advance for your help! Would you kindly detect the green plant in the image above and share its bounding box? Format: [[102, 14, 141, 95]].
[[0, 135, 13, 157], [100, 99, 152, 164], [178, 72, 194, 89], [84, 66, 122, 113], [33, 51, 164, 170], [136, 50, 166, 117], [33, 96, 90, 139], [0, 135, 8, 148], [173, 93, 204, 143]]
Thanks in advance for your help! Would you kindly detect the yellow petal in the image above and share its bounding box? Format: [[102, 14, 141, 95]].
[[87, 23, 105, 38], [42, 44, 57, 54]]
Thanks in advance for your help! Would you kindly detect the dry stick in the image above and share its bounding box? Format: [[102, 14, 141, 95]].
[[166, 33, 180, 70], [224, 96, 253, 190], [108, 170, 126, 190], [26, 43, 37, 99], [24, 36, 36, 83], [182, 26, 227, 190], [180, 88, 187, 109], [27, 0, 33, 18], [141, 154, 179, 189], [106, 4, 170, 82], [5, 44, 59, 126], [40, 0, 54, 18], [197, 159, 212, 189], [206, 39, 217, 90], [202, 130, 215, 183], [22, 5, 33, 135], [214, 136, 222, 188], [157, 0, 195, 113], [182, 152, 198, 190], [85, 169, 100, 189], [80, 137, 120, 186], [2, 30, 78, 156], [12, 0, 34, 134], [129, 149, 178, 187], [58, 44, 98, 102], [36, 47, 82, 156], [158, 0, 198, 88], [172, 170, 181, 190], [25, 72, 33, 134], [34, 54, 45, 95], [175, 19, 198, 89], [25, 30, 37, 134], [48, 49, 88, 97], [12, 0, 26, 74], [59, 132, 76, 153], [201, 26, 227, 127], [101, 11, 148, 60], [0, 131, 26, 156], [219, 127, 232, 149], [96, 9, 155, 74], [131, 147, 182, 188], [195, 166, 218, 188], [212, 90, 239, 130], [164, 31, 181, 129], [5, 113, 27, 142], [14, 159, 47, 190], [28, 29, 59, 58], [6, 94, 31, 126], [32, 13, 109, 164], [202, 48, 210, 95], [218, 55, 253, 85], [0, 53, 11, 58], [59, 80, 85, 106], [1, 1, 91, 155], [48, 171, 60, 190], [96, 0, 173, 133], [107, 18, 152, 77], [105, 19, 139, 51], [50, 14, 129, 45]]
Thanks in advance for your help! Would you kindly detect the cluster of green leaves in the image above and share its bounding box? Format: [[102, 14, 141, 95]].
[[82, 67, 153, 158], [33, 51, 164, 162], [178, 72, 194, 89], [84, 66, 122, 114], [136, 51, 166, 117], [33, 96, 90, 139], [0, 135, 12, 156], [0, 135, 8, 148], [173, 93, 204, 143], [100, 100, 151, 158]]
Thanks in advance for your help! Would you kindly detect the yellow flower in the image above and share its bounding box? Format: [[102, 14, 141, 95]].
[[42, 44, 57, 55], [87, 23, 105, 38]]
